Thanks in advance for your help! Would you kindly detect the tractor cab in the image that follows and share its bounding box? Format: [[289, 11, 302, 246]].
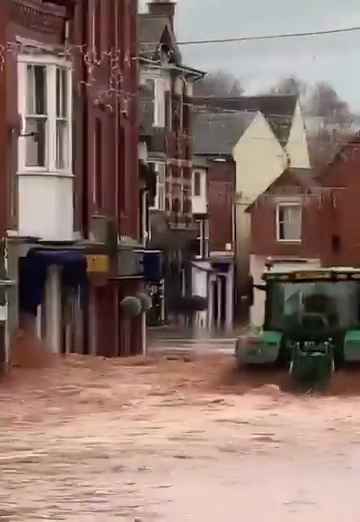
[[236, 268, 360, 389]]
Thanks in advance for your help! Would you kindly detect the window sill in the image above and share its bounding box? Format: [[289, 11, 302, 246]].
[[149, 207, 165, 212], [17, 170, 74, 179], [277, 239, 302, 244]]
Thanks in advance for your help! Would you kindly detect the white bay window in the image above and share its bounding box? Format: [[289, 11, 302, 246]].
[[18, 56, 72, 174], [16, 54, 74, 241]]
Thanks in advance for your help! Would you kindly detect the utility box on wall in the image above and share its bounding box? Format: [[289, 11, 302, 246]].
[[116, 240, 144, 277], [89, 215, 117, 251]]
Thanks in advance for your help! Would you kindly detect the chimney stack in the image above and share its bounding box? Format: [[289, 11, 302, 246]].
[[148, 1, 176, 29]]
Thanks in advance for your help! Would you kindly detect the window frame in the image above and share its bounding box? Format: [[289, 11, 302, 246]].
[[195, 218, 210, 259], [150, 163, 166, 211], [154, 78, 166, 128], [18, 54, 73, 176], [193, 170, 202, 197], [276, 201, 302, 243]]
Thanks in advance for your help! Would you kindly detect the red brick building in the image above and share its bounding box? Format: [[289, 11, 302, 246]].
[[247, 141, 360, 326], [207, 161, 235, 253], [73, 0, 143, 357], [248, 168, 328, 260], [138, 1, 205, 323], [318, 136, 360, 268], [249, 139, 360, 270], [0, 0, 144, 357], [190, 111, 239, 331]]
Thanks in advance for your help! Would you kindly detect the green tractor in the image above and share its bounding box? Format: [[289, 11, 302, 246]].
[[235, 267, 360, 390]]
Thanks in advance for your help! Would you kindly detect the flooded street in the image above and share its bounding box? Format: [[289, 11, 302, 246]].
[[2, 335, 360, 520]]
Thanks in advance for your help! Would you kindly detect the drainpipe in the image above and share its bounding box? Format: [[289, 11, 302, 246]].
[[142, 311, 147, 356], [114, 1, 121, 356], [114, 0, 120, 229]]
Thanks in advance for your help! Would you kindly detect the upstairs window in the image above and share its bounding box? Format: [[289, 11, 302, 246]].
[[276, 203, 302, 242], [154, 79, 166, 128], [25, 64, 47, 167], [56, 67, 69, 170], [150, 163, 166, 211], [19, 57, 72, 173], [193, 171, 202, 197], [195, 219, 209, 258]]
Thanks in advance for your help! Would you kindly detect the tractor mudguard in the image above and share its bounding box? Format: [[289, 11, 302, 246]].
[[236, 331, 282, 365], [344, 330, 360, 362]]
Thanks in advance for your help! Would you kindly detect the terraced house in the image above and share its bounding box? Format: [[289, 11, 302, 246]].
[[191, 94, 311, 324], [138, 0, 205, 324], [0, 0, 145, 362]]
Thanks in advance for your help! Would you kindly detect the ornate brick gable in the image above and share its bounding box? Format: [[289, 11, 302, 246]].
[[10, 0, 68, 34]]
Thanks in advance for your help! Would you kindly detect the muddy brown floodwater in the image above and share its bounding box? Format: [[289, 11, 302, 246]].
[[1, 348, 360, 521]]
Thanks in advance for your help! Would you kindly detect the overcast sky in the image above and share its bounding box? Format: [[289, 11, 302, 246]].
[[140, 0, 360, 112]]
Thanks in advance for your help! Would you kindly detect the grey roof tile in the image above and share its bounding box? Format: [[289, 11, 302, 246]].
[[192, 111, 255, 156], [192, 95, 297, 145]]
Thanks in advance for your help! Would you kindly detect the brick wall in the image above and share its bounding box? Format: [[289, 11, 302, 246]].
[[207, 160, 235, 252], [249, 178, 332, 260], [320, 142, 360, 267], [73, 0, 139, 239], [249, 145, 360, 269]]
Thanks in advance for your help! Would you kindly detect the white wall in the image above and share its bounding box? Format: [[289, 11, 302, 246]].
[[249, 255, 321, 328], [174, 77, 184, 96], [192, 261, 234, 331], [285, 101, 311, 168], [154, 77, 167, 127], [233, 112, 288, 201], [233, 112, 288, 291], [192, 265, 208, 298], [233, 104, 311, 297], [185, 81, 194, 97], [192, 263, 209, 329], [18, 175, 74, 241]]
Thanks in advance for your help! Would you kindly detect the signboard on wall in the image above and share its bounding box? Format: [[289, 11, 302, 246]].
[[86, 255, 110, 274]]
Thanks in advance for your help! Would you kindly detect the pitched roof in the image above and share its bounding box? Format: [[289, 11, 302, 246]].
[[138, 14, 180, 61], [192, 95, 298, 145], [246, 167, 320, 212], [139, 14, 167, 45], [192, 111, 255, 156], [286, 168, 321, 189]]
